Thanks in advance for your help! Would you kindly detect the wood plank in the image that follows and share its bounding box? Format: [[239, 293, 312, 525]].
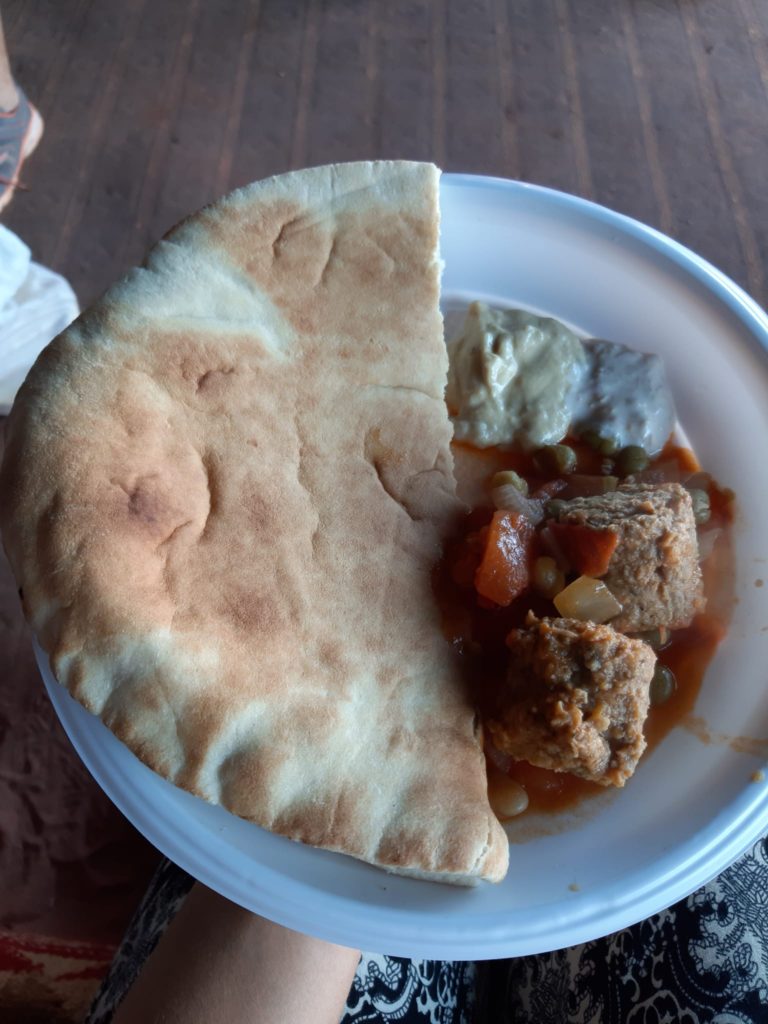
[[213, 2, 262, 197], [677, 0, 762, 301], [737, 0, 768, 106], [365, 0, 381, 159], [431, 0, 447, 166], [147, 0, 252, 243], [121, 0, 204, 274], [553, 0, 593, 198], [304, 0, 376, 165], [618, 1, 674, 235], [691, 0, 768, 304], [376, 1, 434, 163], [227, 0, 307, 189], [290, 0, 321, 169], [503, 0, 584, 195], [50, 0, 150, 296], [493, 0, 520, 178], [443, 0, 505, 174], [565, 0, 662, 226], [1, 0, 35, 50], [627, 0, 751, 299]]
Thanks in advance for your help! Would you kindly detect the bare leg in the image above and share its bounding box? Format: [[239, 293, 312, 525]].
[[0, 9, 20, 111], [113, 885, 361, 1024]]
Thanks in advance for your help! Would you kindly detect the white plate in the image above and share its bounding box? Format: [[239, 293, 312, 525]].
[[37, 175, 768, 960]]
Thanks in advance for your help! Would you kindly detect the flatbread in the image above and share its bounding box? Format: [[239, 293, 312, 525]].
[[0, 161, 508, 884]]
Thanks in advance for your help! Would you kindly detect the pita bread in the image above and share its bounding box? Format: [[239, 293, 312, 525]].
[[0, 161, 508, 884]]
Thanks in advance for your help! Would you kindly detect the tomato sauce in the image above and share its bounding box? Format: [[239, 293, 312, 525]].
[[436, 440, 735, 818]]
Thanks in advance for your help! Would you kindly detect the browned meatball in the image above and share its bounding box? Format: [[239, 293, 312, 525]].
[[488, 614, 656, 787], [551, 483, 704, 631]]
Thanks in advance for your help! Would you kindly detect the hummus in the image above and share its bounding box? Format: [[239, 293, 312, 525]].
[[446, 302, 587, 449]]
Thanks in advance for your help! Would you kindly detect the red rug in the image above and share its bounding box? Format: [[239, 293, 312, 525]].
[[0, 932, 115, 1023]]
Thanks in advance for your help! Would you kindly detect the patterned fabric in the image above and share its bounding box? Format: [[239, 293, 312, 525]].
[[86, 835, 768, 1023], [487, 835, 768, 1024], [346, 955, 477, 1023], [86, 859, 194, 1024]]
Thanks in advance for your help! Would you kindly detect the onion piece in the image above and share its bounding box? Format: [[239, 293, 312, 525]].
[[488, 774, 529, 820], [553, 575, 623, 623], [491, 484, 545, 524], [697, 526, 722, 562]]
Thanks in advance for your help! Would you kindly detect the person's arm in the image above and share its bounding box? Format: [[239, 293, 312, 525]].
[[113, 883, 361, 1024]]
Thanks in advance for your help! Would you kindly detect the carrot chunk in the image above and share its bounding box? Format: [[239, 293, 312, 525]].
[[474, 512, 535, 606], [547, 523, 618, 577]]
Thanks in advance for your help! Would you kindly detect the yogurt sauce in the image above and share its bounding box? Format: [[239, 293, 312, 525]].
[[445, 302, 675, 455]]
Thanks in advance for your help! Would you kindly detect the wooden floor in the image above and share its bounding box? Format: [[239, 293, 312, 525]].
[[1, 0, 767, 960], [3, 0, 768, 309]]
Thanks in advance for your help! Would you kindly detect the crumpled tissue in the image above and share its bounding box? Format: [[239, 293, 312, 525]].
[[0, 225, 79, 413]]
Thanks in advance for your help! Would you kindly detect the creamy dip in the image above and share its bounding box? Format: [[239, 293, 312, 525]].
[[446, 302, 587, 449], [573, 340, 675, 455], [446, 303, 676, 455]]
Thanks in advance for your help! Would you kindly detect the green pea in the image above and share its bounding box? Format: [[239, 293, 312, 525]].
[[533, 444, 577, 476], [545, 499, 567, 519], [533, 556, 565, 598], [650, 664, 677, 705], [687, 488, 711, 525], [580, 430, 618, 456], [616, 445, 650, 477], [491, 470, 529, 496]]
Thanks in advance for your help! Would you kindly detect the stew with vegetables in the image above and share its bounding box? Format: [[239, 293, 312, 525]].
[[437, 435, 734, 821]]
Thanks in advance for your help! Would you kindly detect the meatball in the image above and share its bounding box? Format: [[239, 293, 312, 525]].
[[488, 614, 656, 787], [551, 483, 704, 631]]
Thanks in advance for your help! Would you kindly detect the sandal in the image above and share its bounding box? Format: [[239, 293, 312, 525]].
[[0, 87, 44, 215]]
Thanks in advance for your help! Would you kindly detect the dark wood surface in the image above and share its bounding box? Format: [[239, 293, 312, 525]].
[[4, 0, 768, 309], [1, 0, 767, 946]]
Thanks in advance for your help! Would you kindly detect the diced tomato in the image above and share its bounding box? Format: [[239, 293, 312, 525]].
[[547, 522, 618, 577], [474, 511, 535, 607]]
